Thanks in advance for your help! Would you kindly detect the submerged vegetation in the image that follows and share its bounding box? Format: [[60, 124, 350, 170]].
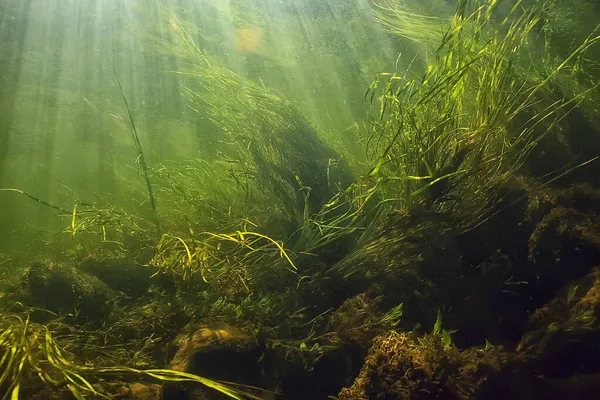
[[1, 0, 600, 398]]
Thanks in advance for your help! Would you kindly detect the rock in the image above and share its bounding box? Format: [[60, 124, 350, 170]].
[[326, 294, 403, 349], [526, 184, 600, 302], [529, 207, 600, 292], [162, 324, 261, 399], [126, 382, 161, 400], [25, 261, 116, 321], [517, 266, 600, 375], [338, 330, 510, 400], [79, 256, 163, 298]]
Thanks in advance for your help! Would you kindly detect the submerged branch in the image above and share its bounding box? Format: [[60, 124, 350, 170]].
[[0, 188, 69, 214]]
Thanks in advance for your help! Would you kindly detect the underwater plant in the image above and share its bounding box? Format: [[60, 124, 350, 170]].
[[161, 13, 354, 234], [371, 0, 454, 53], [150, 228, 298, 300], [0, 306, 272, 399], [363, 0, 599, 231], [287, 0, 600, 288], [107, 58, 161, 237]]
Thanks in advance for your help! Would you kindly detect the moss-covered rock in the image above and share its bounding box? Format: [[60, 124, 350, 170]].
[[25, 261, 117, 321], [517, 266, 600, 376], [528, 202, 600, 302], [79, 256, 166, 298], [162, 324, 261, 399], [326, 294, 388, 349], [470, 266, 600, 399], [338, 331, 510, 400]]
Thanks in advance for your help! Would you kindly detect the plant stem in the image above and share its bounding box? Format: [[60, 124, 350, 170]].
[[107, 55, 161, 236]]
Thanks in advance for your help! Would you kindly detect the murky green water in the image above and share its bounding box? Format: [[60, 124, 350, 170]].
[[1, 1, 600, 399], [0, 0, 400, 256]]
